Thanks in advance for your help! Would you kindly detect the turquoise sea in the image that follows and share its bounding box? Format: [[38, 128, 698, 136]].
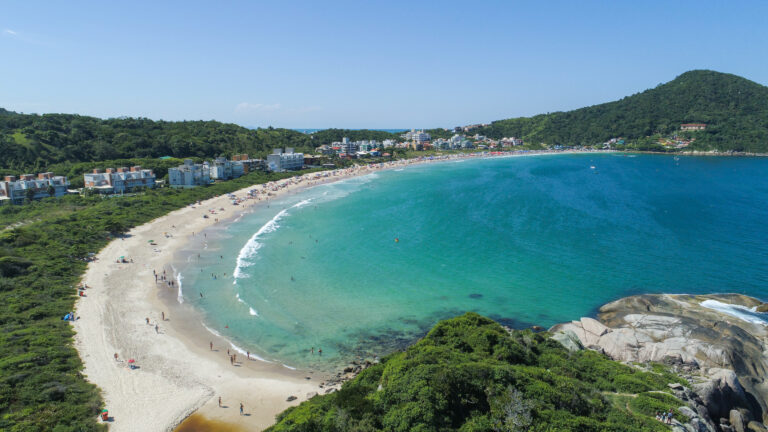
[[175, 153, 768, 371]]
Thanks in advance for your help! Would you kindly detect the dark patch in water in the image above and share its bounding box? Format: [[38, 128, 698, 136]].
[[469, 293, 483, 299], [488, 314, 537, 330]]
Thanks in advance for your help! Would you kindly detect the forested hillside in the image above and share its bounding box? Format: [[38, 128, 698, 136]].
[[2, 70, 766, 172], [477, 70, 768, 152], [268, 313, 688, 432], [0, 111, 314, 171]]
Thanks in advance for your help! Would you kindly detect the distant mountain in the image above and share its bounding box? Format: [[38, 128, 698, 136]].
[[477, 70, 768, 152]]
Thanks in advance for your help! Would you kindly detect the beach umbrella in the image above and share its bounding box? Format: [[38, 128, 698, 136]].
[[147, 240, 154, 243], [120, 256, 125, 259], [128, 359, 135, 363]]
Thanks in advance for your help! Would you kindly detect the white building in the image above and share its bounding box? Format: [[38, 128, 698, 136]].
[[0, 173, 70, 205], [267, 148, 304, 172], [335, 137, 358, 156], [84, 166, 156, 194], [168, 159, 211, 187], [210, 157, 246, 180], [406, 129, 431, 143]]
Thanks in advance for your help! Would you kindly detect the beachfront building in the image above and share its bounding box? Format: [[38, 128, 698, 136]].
[[168, 159, 211, 187], [405, 129, 431, 143], [267, 148, 304, 172], [210, 157, 246, 180], [681, 123, 706, 131], [500, 137, 524, 147], [336, 137, 357, 156], [316, 144, 336, 156], [0, 173, 70, 205], [83, 166, 156, 194]]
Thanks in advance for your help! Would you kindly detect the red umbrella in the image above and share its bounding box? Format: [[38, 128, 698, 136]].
[[128, 359, 135, 364]]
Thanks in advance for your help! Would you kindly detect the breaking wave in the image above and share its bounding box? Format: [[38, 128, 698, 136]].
[[700, 299, 767, 326], [232, 200, 311, 282]]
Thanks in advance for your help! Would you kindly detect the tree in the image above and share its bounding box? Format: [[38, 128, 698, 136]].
[[47, 185, 56, 197], [25, 188, 35, 202]]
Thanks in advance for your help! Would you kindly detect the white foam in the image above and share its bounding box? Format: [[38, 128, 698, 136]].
[[235, 293, 259, 316], [700, 299, 767, 326], [176, 271, 184, 304], [201, 322, 271, 362], [282, 364, 297, 370], [232, 199, 312, 282]]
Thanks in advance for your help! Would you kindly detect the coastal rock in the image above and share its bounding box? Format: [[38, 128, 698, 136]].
[[748, 421, 768, 432], [550, 294, 768, 425], [730, 410, 747, 432], [689, 417, 716, 432], [695, 369, 752, 423], [286, 395, 297, 402], [680, 406, 699, 419], [550, 330, 582, 352], [756, 304, 768, 313]]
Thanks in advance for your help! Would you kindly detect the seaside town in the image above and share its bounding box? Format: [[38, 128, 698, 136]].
[[0, 122, 712, 206]]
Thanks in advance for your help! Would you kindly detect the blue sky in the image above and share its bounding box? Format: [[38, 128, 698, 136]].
[[2, 0, 767, 129]]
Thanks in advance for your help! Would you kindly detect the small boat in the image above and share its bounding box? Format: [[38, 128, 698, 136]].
[[590, 165, 596, 170]]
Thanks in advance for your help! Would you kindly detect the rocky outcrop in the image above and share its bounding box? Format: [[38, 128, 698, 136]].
[[551, 294, 768, 430]]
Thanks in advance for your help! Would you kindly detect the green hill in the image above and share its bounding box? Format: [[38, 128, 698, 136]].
[[268, 313, 687, 432], [2, 70, 766, 172], [0, 111, 314, 171], [477, 70, 768, 152]]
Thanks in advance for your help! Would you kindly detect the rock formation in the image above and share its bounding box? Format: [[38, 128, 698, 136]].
[[551, 294, 768, 431]]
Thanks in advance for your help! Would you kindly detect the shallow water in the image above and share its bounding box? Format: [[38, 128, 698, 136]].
[[175, 153, 768, 371]]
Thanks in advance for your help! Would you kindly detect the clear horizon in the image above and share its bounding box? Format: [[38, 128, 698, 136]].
[[2, 1, 767, 129]]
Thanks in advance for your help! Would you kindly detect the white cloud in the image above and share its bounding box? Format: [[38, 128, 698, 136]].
[[235, 102, 282, 113], [3, 29, 17, 36]]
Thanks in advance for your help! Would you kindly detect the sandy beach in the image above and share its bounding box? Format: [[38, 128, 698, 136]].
[[71, 149, 601, 431]]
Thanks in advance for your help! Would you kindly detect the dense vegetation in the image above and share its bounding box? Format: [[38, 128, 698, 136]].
[[0, 170, 307, 431], [3, 70, 766, 173], [268, 313, 687, 432], [0, 111, 315, 171], [476, 70, 768, 152]]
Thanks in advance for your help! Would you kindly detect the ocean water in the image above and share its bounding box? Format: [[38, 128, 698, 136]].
[[175, 153, 768, 370]]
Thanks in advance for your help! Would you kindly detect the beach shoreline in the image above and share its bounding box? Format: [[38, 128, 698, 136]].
[[71, 148, 610, 431]]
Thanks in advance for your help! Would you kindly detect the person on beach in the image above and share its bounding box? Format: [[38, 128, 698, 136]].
[[200, 292, 203, 298], [146, 317, 150, 325], [161, 311, 165, 321], [218, 396, 222, 407], [155, 324, 159, 334], [230, 355, 233, 365], [210, 342, 213, 351], [240, 402, 244, 416], [114, 353, 118, 361], [318, 348, 322, 355], [310, 347, 314, 354], [247, 351, 249, 360]]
